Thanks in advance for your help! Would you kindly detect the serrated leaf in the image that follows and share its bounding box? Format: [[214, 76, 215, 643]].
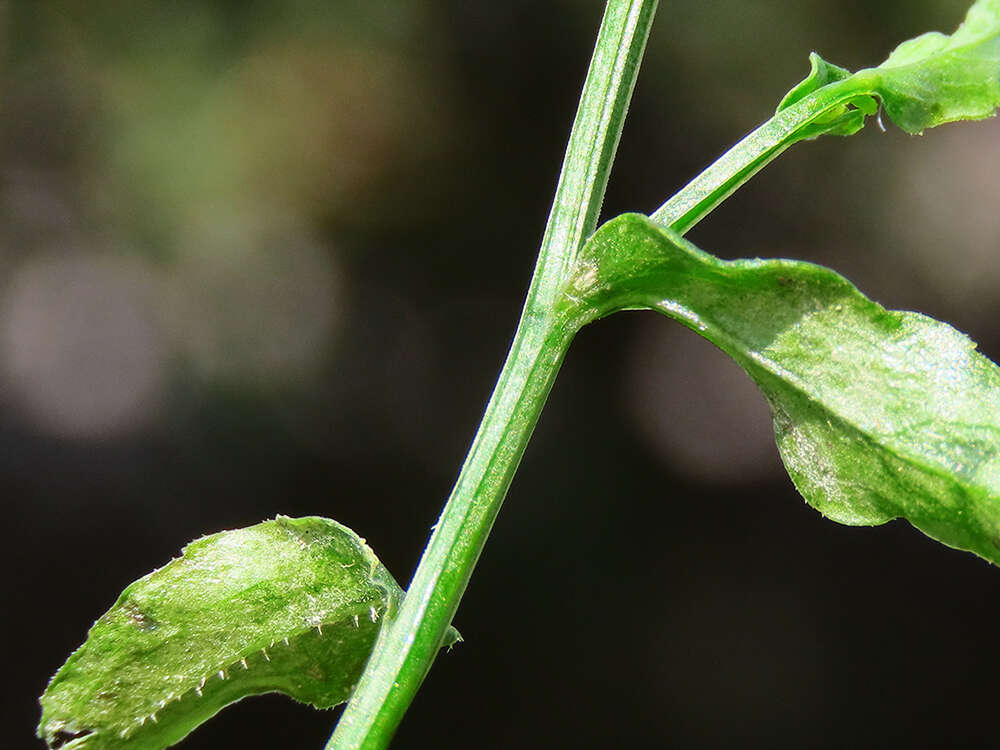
[[38, 516, 415, 750], [564, 214, 1000, 565]]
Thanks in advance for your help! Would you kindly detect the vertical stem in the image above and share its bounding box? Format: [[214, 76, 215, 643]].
[[326, 2, 658, 748]]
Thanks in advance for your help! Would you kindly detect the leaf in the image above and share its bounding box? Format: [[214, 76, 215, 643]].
[[772, 0, 1000, 139], [775, 52, 876, 140], [653, 0, 1000, 232], [778, 52, 855, 111], [791, 0, 1000, 136], [564, 214, 1000, 565], [867, 0, 1000, 133], [38, 516, 424, 750]]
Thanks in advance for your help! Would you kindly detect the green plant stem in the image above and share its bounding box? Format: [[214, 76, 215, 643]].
[[651, 77, 867, 233], [326, 2, 658, 748]]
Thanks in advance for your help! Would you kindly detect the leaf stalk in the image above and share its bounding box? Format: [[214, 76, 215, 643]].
[[653, 77, 869, 233]]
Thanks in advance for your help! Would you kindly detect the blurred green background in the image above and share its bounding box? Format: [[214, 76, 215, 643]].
[[7, 1, 1000, 748]]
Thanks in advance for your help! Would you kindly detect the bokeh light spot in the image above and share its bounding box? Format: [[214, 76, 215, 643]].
[[163, 219, 341, 384], [1, 252, 166, 438], [624, 319, 783, 485]]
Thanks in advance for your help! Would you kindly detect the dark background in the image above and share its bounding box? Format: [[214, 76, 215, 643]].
[[6, 1, 1000, 748]]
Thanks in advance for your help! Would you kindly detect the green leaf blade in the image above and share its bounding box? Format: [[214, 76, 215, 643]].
[[39, 516, 406, 750], [566, 214, 1000, 565], [777, 52, 854, 111], [653, 0, 1000, 232], [865, 0, 1000, 132]]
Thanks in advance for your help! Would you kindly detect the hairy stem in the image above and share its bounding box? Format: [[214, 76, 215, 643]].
[[325, 2, 658, 748]]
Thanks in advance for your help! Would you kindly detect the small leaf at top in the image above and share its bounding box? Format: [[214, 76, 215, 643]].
[[868, 0, 1000, 132], [776, 53, 877, 140], [563, 214, 1000, 565], [778, 52, 854, 111], [38, 516, 438, 750], [652, 0, 998, 233]]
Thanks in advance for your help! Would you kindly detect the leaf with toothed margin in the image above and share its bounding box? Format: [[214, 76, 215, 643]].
[[38, 516, 457, 750], [562, 214, 1000, 566]]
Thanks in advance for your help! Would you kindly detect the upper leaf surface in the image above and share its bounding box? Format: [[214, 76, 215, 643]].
[[564, 214, 1000, 565], [39, 516, 406, 750]]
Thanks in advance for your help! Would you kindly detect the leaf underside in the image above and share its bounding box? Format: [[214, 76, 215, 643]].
[[870, 0, 1000, 133], [566, 214, 1000, 566], [38, 516, 406, 750], [795, 0, 1000, 137]]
